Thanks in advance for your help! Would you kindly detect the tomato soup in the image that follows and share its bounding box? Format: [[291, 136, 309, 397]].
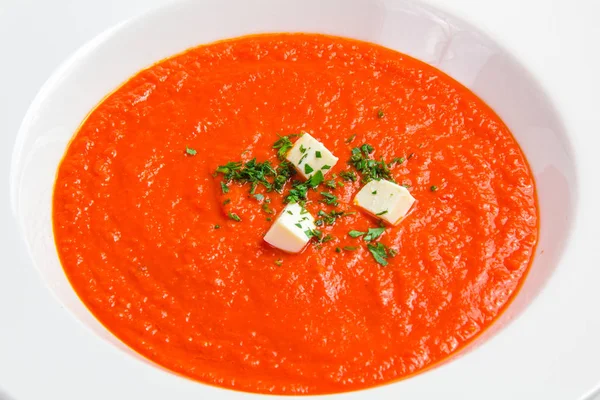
[[53, 34, 538, 394]]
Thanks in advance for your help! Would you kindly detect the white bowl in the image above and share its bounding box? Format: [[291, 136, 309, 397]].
[[8, 0, 591, 399]]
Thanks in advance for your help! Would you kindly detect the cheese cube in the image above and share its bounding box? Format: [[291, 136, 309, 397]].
[[286, 133, 339, 179], [354, 180, 416, 225], [264, 203, 316, 253]]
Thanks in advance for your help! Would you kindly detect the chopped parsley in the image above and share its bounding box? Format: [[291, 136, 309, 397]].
[[216, 158, 294, 195], [377, 109, 385, 119], [430, 185, 438, 192], [367, 242, 389, 266], [339, 171, 357, 182], [273, 134, 296, 160], [220, 182, 229, 194], [294, 223, 302, 228], [316, 210, 346, 226], [321, 165, 331, 170], [389, 157, 405, 166], [304, 228, 323, 240], [371, 190, 377, 195], [284, 170, 324, 204], [216, 159, 273, 191], [298, 152, 309, 165], [223, 199, 231, 205], [287, 210, 293, 215], [321, 234, 335, 243], [408, 152, 415, 160], [376, 210, 388, 216], [364, 227, 385, 242], [228, 212, 241, 222], [285, 181, 309, 204], [388, 247, 399, 257], [307, 170, 324, 187], [320, 192, 339, 206], [261, 201, 274, 214], [348, 230, 366, 238], [214, 225, 220, 229], [253, 193, 265, 201], [303, 229, 334, 245], [275, 259, 283, 266], [343, 246, 358, 251], [315, 151, 322, 158], [300, 144, 307, 154], [274, 161, 294, 192], [348, 143, 393, 183], [346, 134, 356, 143], [304, 164, 314, 174], [185, 146, 197, 156], [325, 179, 337, 189]]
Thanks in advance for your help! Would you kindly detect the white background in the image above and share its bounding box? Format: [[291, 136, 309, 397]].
[[1, 0, 599, 399]]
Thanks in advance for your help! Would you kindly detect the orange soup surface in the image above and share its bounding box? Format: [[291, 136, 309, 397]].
[[53, 34, 538, 394]]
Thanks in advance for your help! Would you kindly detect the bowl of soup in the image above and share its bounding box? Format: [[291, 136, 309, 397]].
[[10, 0, 581, 398]]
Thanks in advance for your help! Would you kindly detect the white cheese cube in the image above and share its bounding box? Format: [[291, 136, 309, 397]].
[[286, 133, 339, 179], [354, 180, 416, 226], [264, 203, 316, 253]]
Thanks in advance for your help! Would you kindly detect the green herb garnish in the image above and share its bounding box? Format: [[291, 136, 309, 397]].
[[223, 199, 231, 205], [185, 146, 197, 156], [253, 193, 265, 201], [367, 242, 388, 266], [275, 259, 283, 266], [300, 144, 307, 154], [320, 192, 339, 206], [304, 228, 323, 241], [430, 185, 438, 192], [214, 225, 220, 229], [377, 109, 385, 119], [304, 164, 314, 174], [346, 134, 356, 143], [335, 247, 342, 253], [322, 234, 335, 243], [389, 157, 405, 166], [220, 182, 229, 194], [376, 210, 388, 216], [316, 210, 346, 226], [325, 179, 337, 189], [372, 190, 377, 195], [272, 134, 296, 160], [274, 161, 294, 192], [343, 246, 358, 251], [348, 143, 393, 183], [364, 227, 385, 241], [348, 230, 366, 238], [216, 157, 295, 195], [315, 151, 322, 158], [298, 152, 309, 165], [339, 171, 357, 182], [262, 201, 274, 214], [228, 212, 241, 222], [284, 170, 324, 204]]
